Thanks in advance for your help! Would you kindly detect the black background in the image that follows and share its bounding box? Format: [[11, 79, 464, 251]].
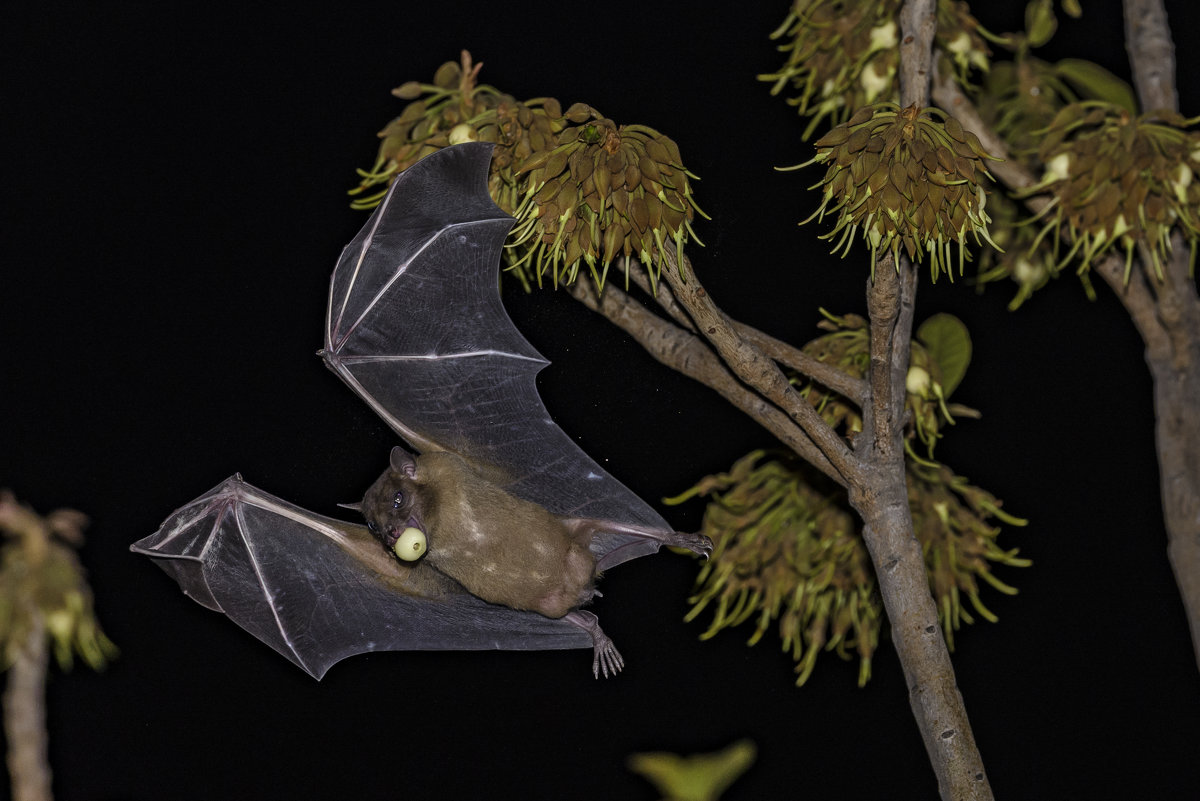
[[4, 2, 1200, 799]]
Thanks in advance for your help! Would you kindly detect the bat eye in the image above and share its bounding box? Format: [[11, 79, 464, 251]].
[[367, 521, 379, 534], [392, 491, 404, 509]]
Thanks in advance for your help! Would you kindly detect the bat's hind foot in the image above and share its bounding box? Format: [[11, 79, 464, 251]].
[[565, 610, 625, 678]]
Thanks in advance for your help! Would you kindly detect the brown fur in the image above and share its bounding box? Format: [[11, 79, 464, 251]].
[[361, 450, 598, 618]]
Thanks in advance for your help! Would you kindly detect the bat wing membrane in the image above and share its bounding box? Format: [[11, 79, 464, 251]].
[[322, 143, 665, 565], [131, 476, 592, 679]]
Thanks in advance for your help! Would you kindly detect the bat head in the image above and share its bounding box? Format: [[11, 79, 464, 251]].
[[358, 445, 429, 562]]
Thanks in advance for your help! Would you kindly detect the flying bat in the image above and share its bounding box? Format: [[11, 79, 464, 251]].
[[132, 142, 710, 680]]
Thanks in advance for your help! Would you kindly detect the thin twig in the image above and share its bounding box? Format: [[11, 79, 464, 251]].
[[565, 278, 847, 484], [620, 258, 868, 404], [734, 323, 868, 405], [658, 249, 858, 483]]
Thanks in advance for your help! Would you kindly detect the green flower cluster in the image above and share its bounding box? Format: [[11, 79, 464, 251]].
[[909, 461, 1029, 650], [795, 103, 999, 279], [671, 451, 877, 686], [950, 2, 1155, 305], [761, 0, 990, 138], [1019, 103, 1200, 279], [0, 492, 115, 671], [351, 52, 704, 290], [971, 54, 1132, 307], [671, 448, 1025, 687], [798, 310, 975, 458], [669, 313, 1024, 686]]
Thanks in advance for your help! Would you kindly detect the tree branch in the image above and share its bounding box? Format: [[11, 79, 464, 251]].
[[1121, 0, 1200, 673], [844, 3, 995, 799], [657, 250, 858, 483], [1124, 0, 1178, 114], [898, 0, 937, 109], [4, 621, 51, 801], [565, 277, 848, 485], [931, 70, 1039, 193], [620, 258, 868, 404]]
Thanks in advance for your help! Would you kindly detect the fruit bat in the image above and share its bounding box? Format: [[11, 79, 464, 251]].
[[131, 142, 711, 680]]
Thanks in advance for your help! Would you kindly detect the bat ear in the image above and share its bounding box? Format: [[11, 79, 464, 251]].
[[337, 502, 364, 514], [390, 446, 418, 477]]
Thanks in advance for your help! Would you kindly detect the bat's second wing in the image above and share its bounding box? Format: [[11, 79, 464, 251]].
[[321, 143, 665, 567], [131, 477, 591, 680]]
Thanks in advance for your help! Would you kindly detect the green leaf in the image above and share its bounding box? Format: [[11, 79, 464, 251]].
[[1060, 0, 1082, 18], [1054, 59, 1138, 112], [1025, 0, 1058, 48], [917, 314, 972, 398], [628, 740, 756, 801]]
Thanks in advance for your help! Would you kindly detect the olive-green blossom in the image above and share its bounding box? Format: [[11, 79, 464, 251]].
[[761, 0, 991, 138], [794, 103, 1000, 280], [351, 52, 704, 290], [1019, 103, 1200, 279], [0, 491, 115, 672]]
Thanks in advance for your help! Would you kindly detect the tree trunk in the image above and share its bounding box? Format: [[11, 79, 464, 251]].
[[851, 475, 992, 800], [1117, 0, 1200, 671], [855, 256, 993, 801], [4, 618, 52, 801], [1153, 345, 1200, 668], [1110, 262, 1200, 669]]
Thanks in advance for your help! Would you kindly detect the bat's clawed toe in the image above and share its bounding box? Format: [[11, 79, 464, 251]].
[[592, 638, 625, 679], [565, 609, 624, 678]]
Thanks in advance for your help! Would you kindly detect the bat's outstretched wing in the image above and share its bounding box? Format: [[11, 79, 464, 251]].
[[321, 143, 665, 566], [131, 476, 591, 680]]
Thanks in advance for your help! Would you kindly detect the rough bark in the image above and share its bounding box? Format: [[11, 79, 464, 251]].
[[4, 619, 52, 801], [1136, 301, 1200, 668], [853, 250, 992, 800], [1092, 229, 1200, 672], [1118, 0, 1200, 673], [1124, 0, 1177, 114]]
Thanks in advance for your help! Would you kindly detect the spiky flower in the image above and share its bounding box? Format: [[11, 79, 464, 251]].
[[970, 47, 1138, 306], [761, 0, 990, 138], [974, 190, 1067, 310], [1019, 102, 1200, 279], [798, 310, 976, 457], [796, 103, 999, 279], [351, 52, 704, 290], [0, 491, 116, 671], [908, 461, 1029, 649], [350, 51, 563, 215], [669, 449, 1026, 687], [671, 451, 877, 686], [975, 58, 1075, 164], [509, 104, 705, 289]]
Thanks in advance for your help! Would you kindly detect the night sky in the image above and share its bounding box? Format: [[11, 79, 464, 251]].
[[4, 2, 1200, 799]]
